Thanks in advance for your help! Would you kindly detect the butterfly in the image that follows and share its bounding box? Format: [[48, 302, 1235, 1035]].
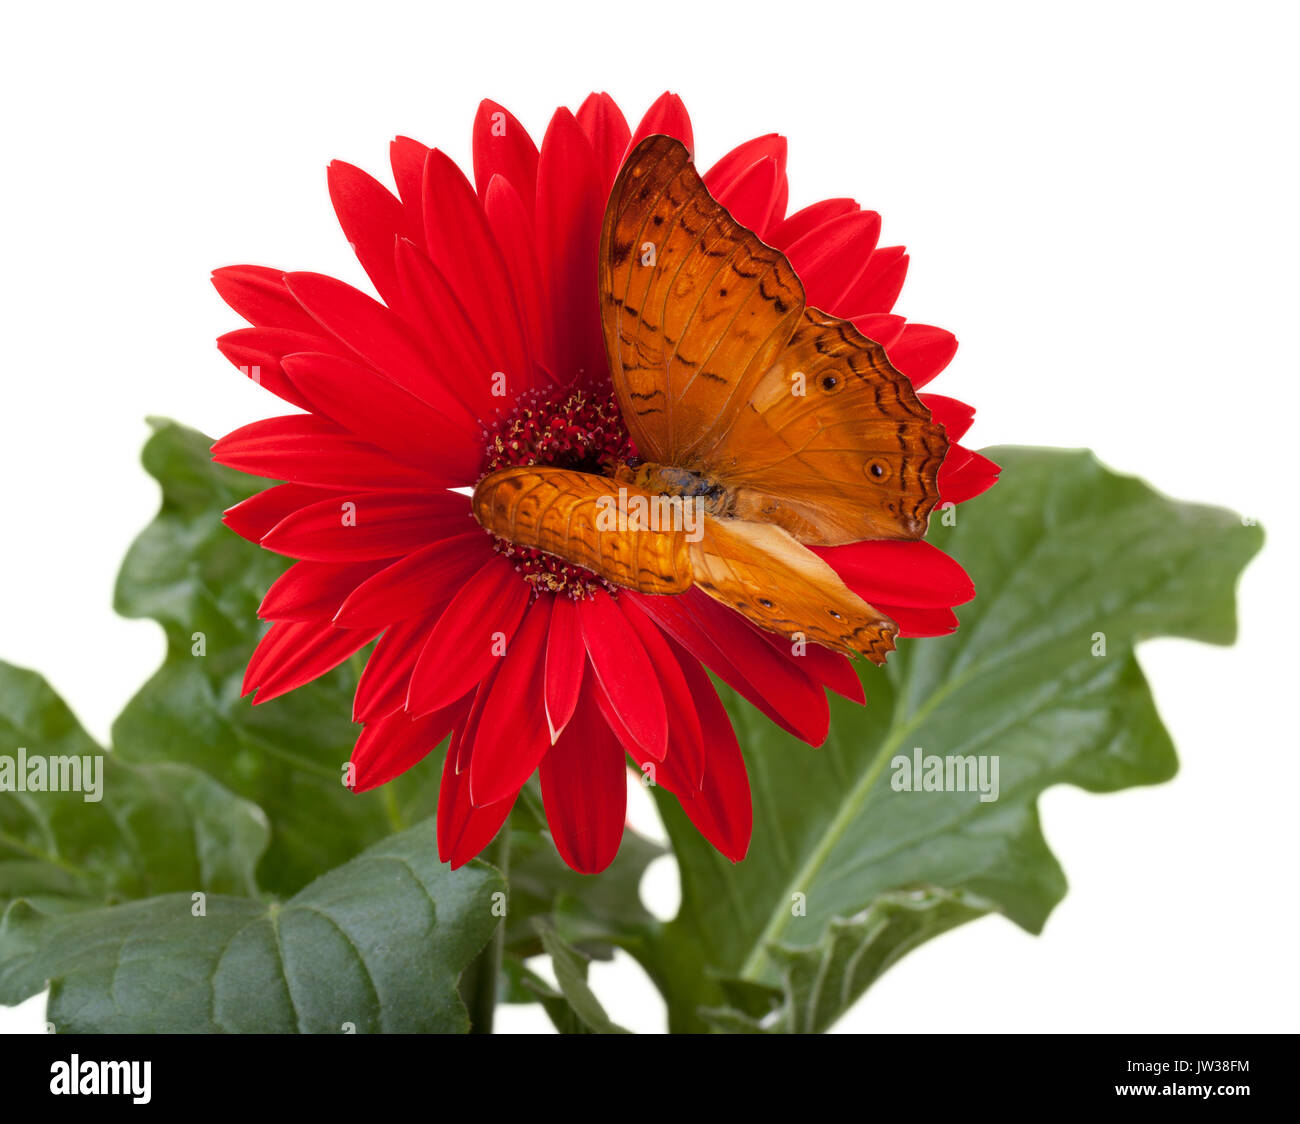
[[472, 135, 947, 662]]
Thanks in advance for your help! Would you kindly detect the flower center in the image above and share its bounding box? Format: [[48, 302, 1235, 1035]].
[[481, 384, 634, 599]]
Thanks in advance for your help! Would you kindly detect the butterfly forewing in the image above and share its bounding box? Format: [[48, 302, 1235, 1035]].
[[599, 135, 804, 466]]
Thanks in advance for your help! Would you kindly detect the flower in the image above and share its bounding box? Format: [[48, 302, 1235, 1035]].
[[211, 92, 998, 875]]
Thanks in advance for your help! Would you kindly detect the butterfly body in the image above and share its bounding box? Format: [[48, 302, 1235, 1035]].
[[472, 135, 948, 663], [615, 462, 734, 512]]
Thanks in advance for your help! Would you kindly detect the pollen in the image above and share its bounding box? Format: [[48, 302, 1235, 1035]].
[[480, 384, 634, 599]]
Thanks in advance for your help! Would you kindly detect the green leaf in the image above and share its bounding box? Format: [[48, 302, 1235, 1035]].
[[0, 660, 268, 913], [639, 447, 1263, 1031], [700, 887, 990, 1033], [0, 818, 503, 1032], [111, 420, 441, 896], [526, 919, 630, 1034]]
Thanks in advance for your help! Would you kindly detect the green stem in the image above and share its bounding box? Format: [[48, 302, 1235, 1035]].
[[462, 825, 510, 1034]]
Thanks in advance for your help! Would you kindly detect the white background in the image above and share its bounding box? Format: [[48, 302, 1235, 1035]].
[[1, 0, 1296, 1033]]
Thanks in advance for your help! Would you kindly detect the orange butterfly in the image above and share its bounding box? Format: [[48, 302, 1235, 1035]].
[[473, 136, 947, 662]]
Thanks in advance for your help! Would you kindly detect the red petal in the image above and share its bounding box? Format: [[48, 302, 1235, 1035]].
[[711, 156, 781, 236], [770, 177, 791, 235], [575, 92, 632, 191], [544, 594, 584, 741], [813, 540, 975, 608], [421, 148, 532, 390], [671, 653, 752, 862], [483, 175, 554, 381], [223, 483, 338, 543], [940, 448, 1000, 504], [327, 160, 412, 310], [353, 614, 439, 723], [603, 647, 707, 802], [784, 211, 882, 310], [212, 265, 319, 334], [283, 271, 479, 431], [467, 597, 554, 805], [704, 134, 786, 194], [887, 324, 958, 389], [438, 716, 516, 868], [943, 442, 972, 471], [216, 327, 331, 411], [753, 627, 865, 705], [333, 532, 492, 628], [472, 100, 540, 212], [621, 598, 705, 789], [212, 414, 442, 491], [452, 656, 498, 775], [704, 134, 788, 235], [920, 394, 976, 443], [535, 109, 605, 385], [261, 491, 474, 561], [579, 592, 668, 762], [243, 618, 378, 703], [350, 701, 466, 792], [540, 690, 627, 874], [845, 247, 908, 315], [631, 589, 829, 746], [629, 92, 694, 155], [592, 687, 648, 774], [850, 313, 908, 350], [392, 238, 502, 419], [875, 603, 960, 638], [389, 136, 429, 247], [613, 636, 759, 857], [281, 351, 480, 482], [406, 556, 531, 716], [767, 199, 859, 250], [259, 560, 384, 621]]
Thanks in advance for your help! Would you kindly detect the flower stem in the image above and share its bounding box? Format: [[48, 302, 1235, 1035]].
[[462, 824, 510, 1034]]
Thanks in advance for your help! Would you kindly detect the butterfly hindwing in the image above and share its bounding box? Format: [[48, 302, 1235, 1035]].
[[600, 135, 947, 546], [710, 307, 948, 543], [472, 466, 692, 595], [688, 515, 897, 662]]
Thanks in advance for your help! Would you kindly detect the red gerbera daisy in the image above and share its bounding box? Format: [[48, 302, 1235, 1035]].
[[211, 92, 998, 875]]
